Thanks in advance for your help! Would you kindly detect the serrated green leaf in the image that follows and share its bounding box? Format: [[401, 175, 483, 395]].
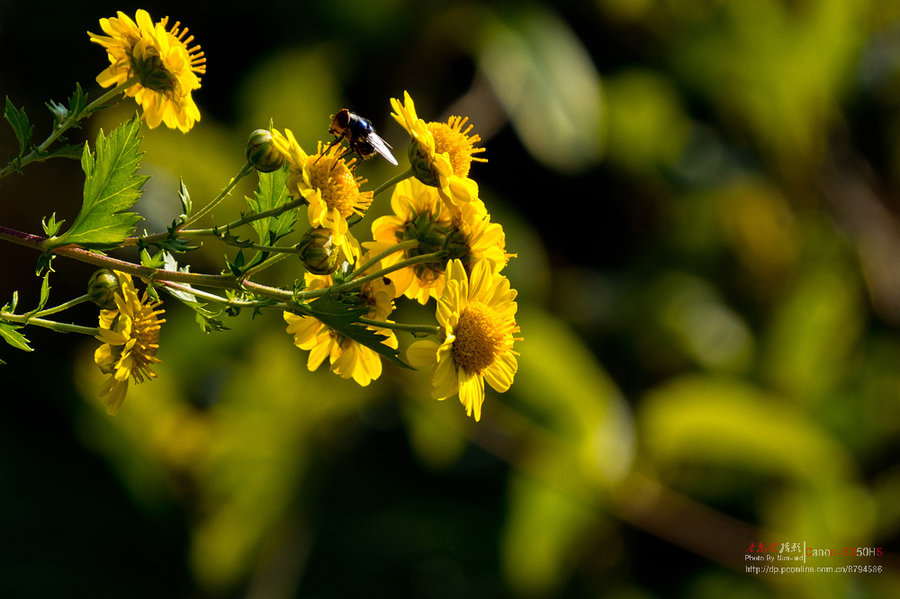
[[68, 83, 87, 118], [0, 322, 33, 352], [226, 249, 248, 277], [48, 114, 147, 249], [44, 144, 83, 160], [178, 178, 192, 218], [4, 97, 33, 156], [37, 271, 51, 311], [154, 234, 200, 253], [247, 165, 295, 245], [304, 295, 412, 369], [140, 247, 166, 269], [195, 310, 229, 333]]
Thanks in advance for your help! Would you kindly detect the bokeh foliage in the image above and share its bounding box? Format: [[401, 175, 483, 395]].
[[2, 0, 900, 597]]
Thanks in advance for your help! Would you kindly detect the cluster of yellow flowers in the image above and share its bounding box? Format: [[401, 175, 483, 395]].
[[87, 10, 521, 421]]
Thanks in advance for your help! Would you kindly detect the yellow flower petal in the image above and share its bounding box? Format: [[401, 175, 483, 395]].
[[407, 339, 439, 367]]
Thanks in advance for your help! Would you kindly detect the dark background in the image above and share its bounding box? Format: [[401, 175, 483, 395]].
[[2, 1, 900, 598]]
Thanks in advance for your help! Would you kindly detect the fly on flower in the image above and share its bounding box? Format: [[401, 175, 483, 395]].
[[324, 109, 398, 167]]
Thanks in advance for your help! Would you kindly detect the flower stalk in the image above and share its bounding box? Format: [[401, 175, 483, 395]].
[[0, 77, 138, 180], [0, 311, 99, 336]]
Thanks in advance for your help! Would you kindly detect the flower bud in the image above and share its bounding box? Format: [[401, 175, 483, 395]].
[[246, 129, 284, 173], [88, 269, 121, 309], [298, 227, 340, 275], [408, 140, 440, 187]]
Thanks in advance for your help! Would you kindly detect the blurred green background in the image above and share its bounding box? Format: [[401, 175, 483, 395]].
[[2, 0, 900, 597]]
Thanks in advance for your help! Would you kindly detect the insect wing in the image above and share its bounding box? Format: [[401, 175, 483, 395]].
[[365, 131, 398, 165]]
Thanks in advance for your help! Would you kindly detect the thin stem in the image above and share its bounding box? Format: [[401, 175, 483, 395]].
[[242, 252, 292, 280], [358, 317, 440, 336], [160, 281, 288, 309], [348, 239, 420, 280], [1, 312, 99, 336], [372, 167, 413, 198], [82, 77, 139, 115], [0, 78, 137, 180], [31, 294, 92, 318], [127, 197, 307, 248], [239, 279, 296, 302], [210, 236, 300, 254], [216, 196, 308, 234], [332, 251, 448, 296], [177, 161, 255, 230]]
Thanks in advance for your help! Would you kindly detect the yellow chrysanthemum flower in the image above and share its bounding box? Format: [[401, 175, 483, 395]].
[[407, 259, 520, 422], [368, 177, 512, 304], [93, 272, 165, 415], [272, 129, 373, 255], [390, 91, 486, 215], [89, 9, 205, 132], [283, 264, 397, 386]]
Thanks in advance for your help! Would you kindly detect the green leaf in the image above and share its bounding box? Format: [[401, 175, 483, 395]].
[[47, 114, 147, 250], [4, 97, 33, 157], [303, 295, 412, 369], [477, 8, 603, 173], [178, 178, 192, 219], [0, 322, 33, 352], [247, 165, 295, 245], [46, 82, 87, 127], [43, 144, 83, 160], [41, 213, 64, 237], [639, 375, 853, 485], [502, 470, 596, 596], [226, 249, 247, 277], [37, 271, 51, 312], [35, 253, 55, 276], [68, 82, 87, 119], [140, 247, 166, 269], [161, 253, 229, 333]]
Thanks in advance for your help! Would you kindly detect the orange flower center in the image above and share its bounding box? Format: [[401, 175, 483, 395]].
[[452, 302, 504, 374], [308, 155, 369, 218], [427, 116, 484, 178], [125, 303, 164, 383]]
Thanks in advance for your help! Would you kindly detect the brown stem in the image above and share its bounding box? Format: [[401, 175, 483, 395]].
[[0, 224, 295, 302]]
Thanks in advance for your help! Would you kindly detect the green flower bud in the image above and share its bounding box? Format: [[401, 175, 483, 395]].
[[88, 269, 121, 310], [408, 140, 440, 187], [247, 129, 284, 173], [298, 227, 340, 275]]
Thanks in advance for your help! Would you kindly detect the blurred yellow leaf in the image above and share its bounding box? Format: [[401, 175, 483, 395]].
[[639, 375, 854, 486], [501, 470, 599, 597], [477, 7, 603, 173], [604, 69, 690, 173], [761, 223, 864, 402]]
